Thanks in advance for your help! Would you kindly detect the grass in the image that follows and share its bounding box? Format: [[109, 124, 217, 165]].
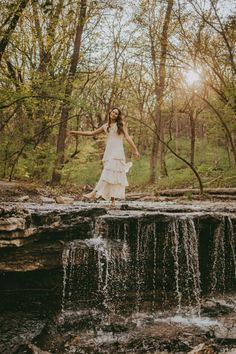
[[65, 138, 236, 192], [64, 161, 236, 194], [2, 137, 236, 193]]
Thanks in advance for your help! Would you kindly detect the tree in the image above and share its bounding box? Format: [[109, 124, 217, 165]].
[[51, 0, 87, 185], [132, 0, 174, 182], [0, 0, 30, 63], [186, 0, 236, 164]]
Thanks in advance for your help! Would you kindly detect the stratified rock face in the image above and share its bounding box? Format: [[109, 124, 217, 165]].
[[0, 201, 235, 311], [60, 210, 236, 315], [0, 203, 107, 271], [0, 204, 107, 249], [0, 216, 26, 232]]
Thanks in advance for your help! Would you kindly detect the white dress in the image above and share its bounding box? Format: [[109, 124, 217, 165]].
[[93, 123, 132, 200]]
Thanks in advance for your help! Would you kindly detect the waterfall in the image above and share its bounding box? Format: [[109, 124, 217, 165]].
[[61, 213, 235, 315], [61, 237, 131, 314], [209, 216, 236, 294], [61, 241, 91, 313], [210, 218, 226, 294], [166, 216, 201, 313]]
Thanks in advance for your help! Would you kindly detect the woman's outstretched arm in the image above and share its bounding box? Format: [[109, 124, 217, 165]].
[[69, 126, 104, 137], [123, 123, 140, 159]]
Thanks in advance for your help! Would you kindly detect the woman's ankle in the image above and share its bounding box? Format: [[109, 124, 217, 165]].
[[83, 191, 96, 199]]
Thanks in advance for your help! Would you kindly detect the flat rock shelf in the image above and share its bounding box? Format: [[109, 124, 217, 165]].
[[0, 200, 236, 354]]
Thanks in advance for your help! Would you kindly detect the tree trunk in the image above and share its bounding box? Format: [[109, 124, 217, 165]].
[[189, 107, 197, 166], [149, 126, 159, 183], [175, 110, 179, 153], [32, 0, 64, 146], [198, 94, 236, 165], [51, 0, 87, 185], [225, 134, 231, 167], [0, 0, 30, 63], [149, 0, 174, 182]]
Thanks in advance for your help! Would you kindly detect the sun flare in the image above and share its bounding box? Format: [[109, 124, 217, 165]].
[[184, 69, 202, 85]]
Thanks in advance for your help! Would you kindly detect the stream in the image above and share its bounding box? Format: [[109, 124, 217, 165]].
[[0, 201, 236, 353]]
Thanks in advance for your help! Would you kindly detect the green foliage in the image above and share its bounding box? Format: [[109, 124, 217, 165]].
[[128, 157, 150, 185], [61, 138, 103, 185], [0, 0, 235, 193], [61, 135, 236, 191]]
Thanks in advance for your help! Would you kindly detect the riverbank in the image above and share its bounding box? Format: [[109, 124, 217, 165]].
[[1, 189, 236, 353], [1, 180, 236, 204]]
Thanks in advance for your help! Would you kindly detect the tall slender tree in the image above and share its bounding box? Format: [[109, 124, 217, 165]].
[[149, 0, 174, 182], [51, 0, 87, 185], [0, 0, 30, 63]]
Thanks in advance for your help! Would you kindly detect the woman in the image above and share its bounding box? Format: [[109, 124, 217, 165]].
[[69, 108, 140, 206]]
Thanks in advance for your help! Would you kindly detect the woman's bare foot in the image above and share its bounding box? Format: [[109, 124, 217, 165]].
[[111, 197, 116, 208], [82, 191, 96, 201]]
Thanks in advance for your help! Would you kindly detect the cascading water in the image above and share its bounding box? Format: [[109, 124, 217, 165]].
[[166, 217, 201, 313], [60, 214, 212, 316], [2, 204, 235, 354], [207, 215, 236, 294], [61, 237, 131, 315], [209, 217, 226, 294]]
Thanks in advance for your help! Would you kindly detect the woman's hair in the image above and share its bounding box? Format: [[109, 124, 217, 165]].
[[108, 107, 124, 135]]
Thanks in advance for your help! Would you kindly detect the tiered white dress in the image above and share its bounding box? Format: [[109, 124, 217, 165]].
[[93, 123, 132, 200]]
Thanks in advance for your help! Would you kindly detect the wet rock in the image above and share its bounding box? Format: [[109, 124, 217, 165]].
[[0, 217, 26, 232], [0, 201, 235, 299], [39, 197, 55, 204], [0, 205, 28, 218], [13, 343, 51, 354], [214, 321, 236, 342], [55, 196, 74, 204], [17, 195, 30, 202], [60, 310, 103, 331], [0, 312, 47, 354], [0, 241, 63, 271], [101, 321, 136, 334], [33, 316, 67, 353], [28, 344, 51, 354], [0, 203, 106, 250], [0, 200, 235, 354], [187, 343, 215, 353], [201, 300, 234, 317]]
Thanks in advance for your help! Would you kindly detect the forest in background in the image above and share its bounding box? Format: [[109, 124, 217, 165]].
[[0, 0, 235, 193]]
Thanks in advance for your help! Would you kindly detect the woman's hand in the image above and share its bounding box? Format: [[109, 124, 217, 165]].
[[68, 130, 77, 136], [134, 150, 140, 160]]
